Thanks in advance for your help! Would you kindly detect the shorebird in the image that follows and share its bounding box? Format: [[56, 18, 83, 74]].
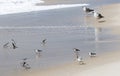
[[42, 39, 47, 44], [12, 42, 17, 49], [73, 48, 80, 52], [3, 42, 9, 48], [21, 61, 31, 70], [35, 49, 42, 54], [21, 58, 31, 70], [88, 52, 96, 57], [82, 6, 94, 13], [35, 49, 42, 58], [77, 56, 85, 65], [92, 11, 104, 19], [11, 39, 18, 49], [73, 48, 80, 58]]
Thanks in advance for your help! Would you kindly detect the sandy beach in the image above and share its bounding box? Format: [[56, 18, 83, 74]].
[[11, 3, 120, 76], [18, 49, 120, 76], [88, 3, 120, 35], [1, 0, 120, 76]]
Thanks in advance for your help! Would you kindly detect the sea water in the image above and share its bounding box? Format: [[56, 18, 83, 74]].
[[0, 0, 120, 76]]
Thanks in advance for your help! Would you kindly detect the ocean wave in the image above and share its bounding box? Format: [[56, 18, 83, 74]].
[[0, 0, 89, 15]]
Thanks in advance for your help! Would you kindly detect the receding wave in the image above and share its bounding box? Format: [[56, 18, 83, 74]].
[[0, 0, 89, 15]]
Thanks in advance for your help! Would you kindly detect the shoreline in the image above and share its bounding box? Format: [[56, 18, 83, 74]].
[[88, 3, 120, 28], [15, 3, 120, 76], [17, 49, 120, 76], [42, 0, 85, 5]]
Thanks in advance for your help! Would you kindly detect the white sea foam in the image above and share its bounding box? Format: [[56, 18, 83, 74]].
[[0, 0, 89, 15]]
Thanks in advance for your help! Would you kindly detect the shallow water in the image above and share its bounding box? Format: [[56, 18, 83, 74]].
[[0, 0, 120, 76], [0, 26, 120, 73]]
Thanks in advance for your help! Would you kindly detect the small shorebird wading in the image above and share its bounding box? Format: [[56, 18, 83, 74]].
[[88, 52, 96, 57], [73, 48, 80, 59], [92, 11, 104, 19], [82, 6, 94, 13]]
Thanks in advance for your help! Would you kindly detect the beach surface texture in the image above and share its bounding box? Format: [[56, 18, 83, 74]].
[[15, 3, 120, 76]]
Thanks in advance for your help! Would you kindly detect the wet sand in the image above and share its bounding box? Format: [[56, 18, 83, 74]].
[[11, 3, 120, 76], [0, 0, 120, 76], [17, 49, 120, 76], [42, 0, 86, 5], [42, 0, 119, 6]]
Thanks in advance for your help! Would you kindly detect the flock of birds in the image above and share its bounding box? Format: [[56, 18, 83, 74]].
[[82, 6, 104, 20], [3, 39, 47, 70], [2, 6, 104, 70], [73, 6, 103, 65], [21, 39, 47, 70], [3, 38, 96, 70], [74, 48, 96, 65]]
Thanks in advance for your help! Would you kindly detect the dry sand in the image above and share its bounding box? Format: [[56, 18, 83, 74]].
[[14, 3, 120, 76]]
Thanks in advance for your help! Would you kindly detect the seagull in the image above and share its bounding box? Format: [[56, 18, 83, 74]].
[[34, 49, 42, 58], [77, 56, 85, 65], [3, 42, 9, 48], [42, 39, 47, 44], [11, 39, 18, 49], [82, 6, 94, 13], [35, 49, 42, 54], [21, 58, 31, 70], [35, 49, 42, 58], [93, 11, 104, 19], [73, 48, 80, 58], [73, 48, 80, 52], [21, 61, 31, 70], [22, 61, 27, 67], [88, 52, 96, 57], [12, 42, 17, 49]]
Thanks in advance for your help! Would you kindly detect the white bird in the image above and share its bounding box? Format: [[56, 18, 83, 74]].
[[42, 39, 47, 44], [3, 42, 9, 48], [35, 49, 42, 58], [77, 57, 85, 65], [21, 61, 31, 70], [73, 48, 80, 58], [73, 48, 80, 52], [35, 49, 42, 53], [21, 58, 31, 70], [82, 6, 94, 13], [88, 52, 96, 57], [93, 11, 104, 19]]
